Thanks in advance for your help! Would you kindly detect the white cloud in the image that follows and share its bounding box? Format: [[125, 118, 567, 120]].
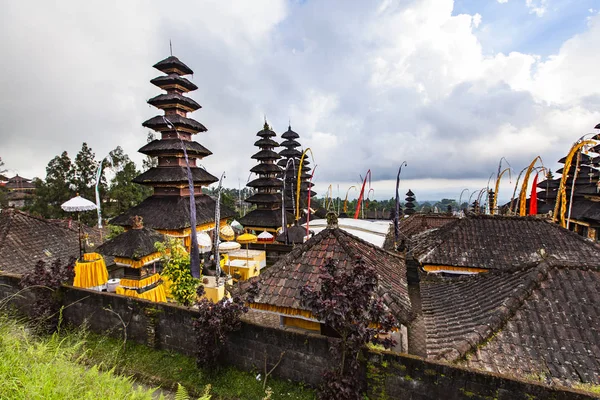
[[497, 0, 509, 3], [0, 0, 599, 202], [526, 0, 548, 17]]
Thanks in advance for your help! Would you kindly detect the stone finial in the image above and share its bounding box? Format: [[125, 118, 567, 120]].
[[326, 211, 338, 229], [131, 215, 144, 230]]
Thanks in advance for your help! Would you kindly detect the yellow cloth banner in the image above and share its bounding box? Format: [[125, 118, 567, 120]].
[[114, 252, 161, 268], [74, 256, 108, 288], [116, 283, 167, 303], [119, 274, 160, 289], [161, 275, 172, 298]]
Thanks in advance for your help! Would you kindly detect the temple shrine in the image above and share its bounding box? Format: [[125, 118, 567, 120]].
[[111, 55, 234, 244], [277, 126, 315, 218], [238, 122, 287, 233], [97, 216, 167, 302]]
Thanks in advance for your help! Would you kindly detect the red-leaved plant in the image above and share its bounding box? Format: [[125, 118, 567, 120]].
[[301, 257, 398, 400]]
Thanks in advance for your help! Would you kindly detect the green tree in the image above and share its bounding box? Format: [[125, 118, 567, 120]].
[[155, 237, 200, 306], [142, 132, 158, 171], [106, 153, 149, 217], [72, 142, 97, 200], [28, 151, 74, 218]]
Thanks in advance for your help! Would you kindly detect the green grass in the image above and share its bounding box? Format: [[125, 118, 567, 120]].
[[0, 315, 161, 400], [75, 329, 315, 400]]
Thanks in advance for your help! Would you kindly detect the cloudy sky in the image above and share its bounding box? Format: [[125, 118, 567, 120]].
[[1, 0, 599, 202]]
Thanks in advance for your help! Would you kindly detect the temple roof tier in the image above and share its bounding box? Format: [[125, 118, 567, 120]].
[[142, 114, 207, 133], [279, 148, 303, 158], [132, 166, 218, 186], [244, 193, 283, 204], [251, 149, 281, 161], [138, 139, 212, 158], [254, 138, 280, 147], [256, 123, 277, 138], [280, 139, 301, 147], [150, 74, 198, 92], [147, 93, 201, 112], [281, 126, 300, 139], [247, 177, 283, 188], [250, 163, 283, 174], [111, 194, 235, 230], [238, 208, 291, 229], [153, 56, 194, 75]]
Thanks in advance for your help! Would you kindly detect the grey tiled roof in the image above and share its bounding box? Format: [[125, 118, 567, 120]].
[[247, 227, 412, 323], [422, 263, 600, 386], [0, 209, 79, 274], [410, 215, 600, 270]]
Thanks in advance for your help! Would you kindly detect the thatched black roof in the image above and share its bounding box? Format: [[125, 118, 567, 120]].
[[97, 228, 166, 259], [256, 123, 277, 138], [276, 224, 304, 244], [250, 163, 282, 174], [280, 139, 301, 148], [147, 93, 201, 111], [251, 149, 280, 161], [153, 56, 193, 75], [556, 165, 598, 175], [150, 74, 197, 92], [595, 123, 600, 129], [406, 189, 415, 196], [132, 167, 217, 185], [139, 139, 212, 157], [247, 177, 282, 188], [557, 153, 594, 164], [245, 193, 282, 204], [110, 194, 235, 230], [239, 208, 289, 229], [254, 138, 279, 147], [279, 148, 302, 158], [142, 115, 207, 133], [281, 126, 300, 139]]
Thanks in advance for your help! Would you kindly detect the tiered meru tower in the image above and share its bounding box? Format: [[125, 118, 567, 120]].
[[111, 55, 234, 239], [277, 126, 316, 217], [405, 190, 416, 215], [239, 123, 286, 232]]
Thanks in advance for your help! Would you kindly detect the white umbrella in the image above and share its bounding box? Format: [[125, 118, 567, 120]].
[[197, 231, 212, 254], [61, 195, 97, 212], [61, 195, 97, 259]]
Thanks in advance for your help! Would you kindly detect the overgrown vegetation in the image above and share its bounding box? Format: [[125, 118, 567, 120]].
[[76, 325, 314, 399], [19, 257, 75, 333], [156, 237, 200, 306], [193, 281, 260, 367], [0, 314, 161, 400], [301, 257, 397, 400]]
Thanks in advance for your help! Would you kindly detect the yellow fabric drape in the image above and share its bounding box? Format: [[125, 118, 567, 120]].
[[161, 275, 172, 298], [82, 252, 102, 262], [249, 302, 315, 319], [119, 274, 160, 289], [74, 257, 109, 288], [423, 265, 488, 273], [282, 316, 321, 331], [114, 253, 161, 268], [116, 283, 166, 303]]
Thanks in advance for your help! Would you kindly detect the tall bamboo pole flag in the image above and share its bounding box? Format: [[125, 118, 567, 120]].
[[394, 162, 408, 247], [295, 148, 315, 222], [354, 169, 371, 219], [529, 172, 539, 215], [163, 116, 200, 278]]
